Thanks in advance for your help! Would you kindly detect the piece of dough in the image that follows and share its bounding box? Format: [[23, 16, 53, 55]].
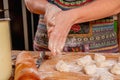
[[110, 63, 120, 75], [84, 64, 97, 75], [94, 54, 106, 62], [93, 68, 113, 80], [76, 55, 94, 66], [96, 60, 116, 68], [99, 73, 113, 80], [55, 60, 70, 72]]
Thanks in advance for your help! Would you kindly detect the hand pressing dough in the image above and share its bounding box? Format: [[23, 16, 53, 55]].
[[76, 55, 94, 66], [111, 63, 120, 75], [84, 64, 97, 75], [94, 54, 106, 62]]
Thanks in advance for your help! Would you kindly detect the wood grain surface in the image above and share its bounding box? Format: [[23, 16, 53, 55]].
[[39, 52, 120, 80]]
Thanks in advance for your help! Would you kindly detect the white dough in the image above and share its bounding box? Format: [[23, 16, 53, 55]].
[[99, 73, 113, 80], [55, 60, 70, 72], [96, 60, 116, 68], [111, 63, 120, 75], [94, 54, 106, 62], [84, 64, 97, 75], [76, 55, 94, 66]]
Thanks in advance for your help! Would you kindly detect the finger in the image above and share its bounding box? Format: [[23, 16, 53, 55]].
[[48, 27, 54, 38], [48, 31, 57, 56]]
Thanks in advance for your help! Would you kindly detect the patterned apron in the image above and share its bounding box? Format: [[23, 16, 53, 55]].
[[34, 0, 119, 53]]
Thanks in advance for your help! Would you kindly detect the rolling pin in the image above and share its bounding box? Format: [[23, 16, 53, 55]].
[[14, 51, 40, 80]]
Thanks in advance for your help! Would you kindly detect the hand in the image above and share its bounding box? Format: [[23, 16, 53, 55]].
[[44, 3, 62, 36], [48, 10, 76, 55]]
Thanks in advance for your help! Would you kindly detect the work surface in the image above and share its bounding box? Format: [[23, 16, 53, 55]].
[[10, 51, 120, 80]]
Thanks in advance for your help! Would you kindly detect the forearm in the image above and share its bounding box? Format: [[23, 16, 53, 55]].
[[24, 0, 49, 14], [68, 0, 120, 24]]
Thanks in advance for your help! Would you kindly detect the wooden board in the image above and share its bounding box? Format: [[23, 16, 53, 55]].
[[38, 53, 120, 80]]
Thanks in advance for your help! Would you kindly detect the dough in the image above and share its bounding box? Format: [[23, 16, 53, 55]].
[[55, 60, 70, 72], [111, 63, 120, 75], [96, 60, 116, 68], [84, 64, 97, 75], [76, 55, 94, 66], [94, 68, 113, 80], [56, 60, 82, 72], [94, 54, 106, 62], [99, 73, 113, 80]]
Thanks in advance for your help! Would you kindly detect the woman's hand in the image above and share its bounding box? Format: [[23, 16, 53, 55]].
[[48, 10, 76, 55], [44, 3, 62, 36]]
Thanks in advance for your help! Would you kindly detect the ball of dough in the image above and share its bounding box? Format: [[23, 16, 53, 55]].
[[55, 60, 70, 72], [110, 63, 120, 75], [76, 55, 94, 66], [84, 64, 97, 75], [96, 60, 116, 68], [94, 54, 106, 62]]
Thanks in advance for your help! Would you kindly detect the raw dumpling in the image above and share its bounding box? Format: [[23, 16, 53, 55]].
[[84, 64, 97, 75], [96, 60, 116, 68], [94, 54, 106, 62], [55, 60, 70, 72], [110, 63, 120, 75], [76, 55, 94, 66]]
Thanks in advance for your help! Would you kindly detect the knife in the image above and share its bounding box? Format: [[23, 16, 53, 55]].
[[36, 51, 46, 68]]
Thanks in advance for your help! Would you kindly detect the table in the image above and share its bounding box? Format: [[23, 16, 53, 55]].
[[10, 51, 120, 80]]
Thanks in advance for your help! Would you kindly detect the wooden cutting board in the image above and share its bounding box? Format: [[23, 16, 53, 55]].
[[38, 52, 120, 80]]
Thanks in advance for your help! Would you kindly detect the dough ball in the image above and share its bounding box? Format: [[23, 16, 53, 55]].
[[110, 63, 120, 75], [94, 54, 106, 62], [69, 64, 82, 72], [96, 60, 116, 68], [84, 64, 97, 75], [55, 60, 70, 72], [76, 55, 94, 66]]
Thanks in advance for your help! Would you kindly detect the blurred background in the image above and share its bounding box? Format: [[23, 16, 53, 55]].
[[0, 0, 39, 50]]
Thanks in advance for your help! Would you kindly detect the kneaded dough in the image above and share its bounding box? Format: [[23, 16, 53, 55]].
[[84, 64, 97, 75], [96, 60, 116, 68], [94, 54, 106, 62], [99, 73, 113, 80], [55, 60, 70, 72], [76, 55, 94, 66], [111, 63, 120, 75]]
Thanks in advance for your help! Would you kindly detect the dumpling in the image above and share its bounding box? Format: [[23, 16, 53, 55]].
[[110, 63, 120, 75], [84, 64, 97, 75], [55, 60, 70, 72], [94, 54, 106, 62], [96, 60, 116, 68], [76, 55, 94, 66]]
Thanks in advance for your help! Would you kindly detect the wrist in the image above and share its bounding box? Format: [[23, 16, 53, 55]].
[[65, 9, 79, 25]]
